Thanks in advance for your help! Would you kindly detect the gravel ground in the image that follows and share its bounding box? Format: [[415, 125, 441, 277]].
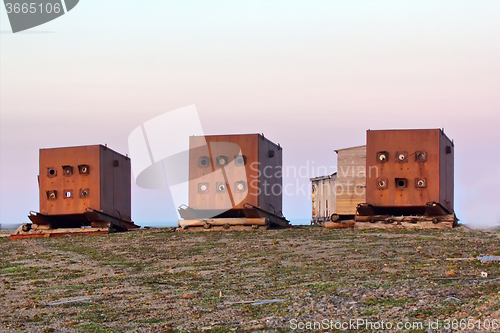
[[0, 226, 499, 332]]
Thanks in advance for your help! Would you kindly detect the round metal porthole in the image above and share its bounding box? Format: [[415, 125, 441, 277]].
[[415, 151, 427, 162], [216, 182, 227, 193], [376, 178, 388, 190], [47, 168, 57, 178], [377, 152, 388, 163], [78, 164, 90, 175], [62, 165, 73, 176], [395, 151, 408, 163], [46, 190, 57, 200], [216, 156, 228, 167], [235, 181, 246, 192], [63, 190, 73, 199], [198, 183, 209, 193], [234, 155, 245, 166], [80, 188, 90, 198], [415, 178, 427, 188], [395, 178, 408, 189], [198, 156, 210, 168]]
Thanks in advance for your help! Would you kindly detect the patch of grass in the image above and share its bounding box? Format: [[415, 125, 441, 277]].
[[362, 296, 410, 307], [308, 282, 341, 293], [476, 282, 500, 295], [0, 262, 23, 270], [1, 265, 43, 276], [74, 323, 115, 332]]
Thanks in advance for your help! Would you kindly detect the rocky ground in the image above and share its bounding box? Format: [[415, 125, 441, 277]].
[[0, 226, 499, 332]]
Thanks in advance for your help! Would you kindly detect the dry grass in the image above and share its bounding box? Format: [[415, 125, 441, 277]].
[[0, 226, 499, 332]]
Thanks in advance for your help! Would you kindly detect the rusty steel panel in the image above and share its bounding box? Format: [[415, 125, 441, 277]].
[[40, 145, 101, 215], [257, 134, 283, 215], [365, 129, 454, 213], [38, 145, 131, 221], [439, 132, 454, 213], [188, 134, 283, 214], [99, 145, 132, 220]]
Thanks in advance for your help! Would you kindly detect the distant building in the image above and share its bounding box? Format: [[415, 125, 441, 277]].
[[311, 173, 337, 224], [311, 145, 366, 224]]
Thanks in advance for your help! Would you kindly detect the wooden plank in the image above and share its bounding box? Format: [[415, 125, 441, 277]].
[[325, 221, 355, 229], [10, 228, 109, 240], [178, 225, 266, 232], [354, 214, 456, 223], [354, 221, 454, 230], [178, 217, 267, 228]]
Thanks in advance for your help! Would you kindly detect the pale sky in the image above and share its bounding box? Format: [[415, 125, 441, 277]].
[[1, 1, 499, 227]]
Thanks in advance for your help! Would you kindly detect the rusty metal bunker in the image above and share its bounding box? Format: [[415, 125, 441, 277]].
[[21, 144, 139, 237], [178, 134, 289, 229]]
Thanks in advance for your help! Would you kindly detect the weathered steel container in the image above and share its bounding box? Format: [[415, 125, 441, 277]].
[[28, 145, 137, 231], [178, 134, 289, 229], [362, 129, 454, 216]]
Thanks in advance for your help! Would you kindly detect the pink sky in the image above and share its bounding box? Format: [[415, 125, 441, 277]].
[[1, 1, 499, 227]]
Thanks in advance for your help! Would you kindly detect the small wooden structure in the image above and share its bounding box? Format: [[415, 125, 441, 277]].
[[310, 173, 337, 225], [311, 145, 366, 226], [334, 145, 367, 217]]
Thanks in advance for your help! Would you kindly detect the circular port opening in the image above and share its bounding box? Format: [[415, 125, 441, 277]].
[[200, 159, 207, 166], [49, 192, 56, 198], [82, 190, 88, 196], [235, 156, 244, 165], [417, 153, 426, 161], [398, 154, 406, 161], [397, 180, 406, 187], [65, 191, 72, 198], [417, 180, 425, 187], [218, 184, 226, 192], [81, 167, 87, 173], [49, 169, 55, 175], [379, 154, 386, 161], [200, 185, 207, 191], [218, 158, 226, 166], [378, 181, 386, 188], [236, 183, 244, 191]]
